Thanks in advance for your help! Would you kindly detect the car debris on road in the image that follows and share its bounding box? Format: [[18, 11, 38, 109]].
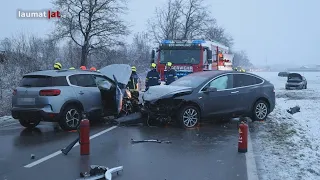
[[287, 106, 300, 114], [77, 165, 123, 180], [30, 154, 35, 159], [131, 138, 172, 144]]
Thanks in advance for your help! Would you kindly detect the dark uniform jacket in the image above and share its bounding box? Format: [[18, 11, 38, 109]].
[[145, 69, 161, 90], [165, 69, 178, 85], [127, 71, 139, 91]]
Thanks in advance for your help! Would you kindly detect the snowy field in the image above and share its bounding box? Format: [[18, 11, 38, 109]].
[[251, 72, 320, 180]]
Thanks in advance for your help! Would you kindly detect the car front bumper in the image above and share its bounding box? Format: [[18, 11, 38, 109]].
[[285, 85, 303, 90]]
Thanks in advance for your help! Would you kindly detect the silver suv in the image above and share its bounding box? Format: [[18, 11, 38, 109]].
[[11, 64, 132, 131]]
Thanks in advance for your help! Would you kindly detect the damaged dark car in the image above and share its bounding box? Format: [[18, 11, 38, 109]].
[[142, 71, 275, 128], [285, 73, 307, 90]]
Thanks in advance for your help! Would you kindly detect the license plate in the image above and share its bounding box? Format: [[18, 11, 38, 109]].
[[18, 98, 35, 105]]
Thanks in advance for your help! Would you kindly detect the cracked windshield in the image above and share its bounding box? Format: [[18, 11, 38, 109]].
[[0, 0, 319, 180]]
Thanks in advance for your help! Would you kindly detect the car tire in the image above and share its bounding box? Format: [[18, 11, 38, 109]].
[[251, 100, 269, 121], [59, 105, 82, 131], [178, 105, 200, 128], [305, 84, 307, 89], [19, 119, 41, 129]]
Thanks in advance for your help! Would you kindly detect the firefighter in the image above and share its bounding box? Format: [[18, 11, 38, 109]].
[[80, 66, 87, 70], [145, 63, 161, 91], [127, 66, 140, 98], [165, 62, 178, 85], [90, 67, 97, 71], [54, 62, 62, 70]]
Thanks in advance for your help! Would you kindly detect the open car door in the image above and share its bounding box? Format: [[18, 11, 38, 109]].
[[99, 64, 132, 115], [113, 75, 123, 114]]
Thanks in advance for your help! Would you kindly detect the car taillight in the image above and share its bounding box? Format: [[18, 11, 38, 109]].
[[13, 89, 17, 95], [39, 89, 61, 96]]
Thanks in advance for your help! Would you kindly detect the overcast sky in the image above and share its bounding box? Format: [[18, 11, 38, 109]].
[[1, 0, 319, 66]]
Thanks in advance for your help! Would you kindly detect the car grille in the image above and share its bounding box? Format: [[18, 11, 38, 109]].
[[144, 101, 168, 114]]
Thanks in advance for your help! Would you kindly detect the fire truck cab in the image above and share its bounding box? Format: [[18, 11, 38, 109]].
[[151, 39, 233, 80]]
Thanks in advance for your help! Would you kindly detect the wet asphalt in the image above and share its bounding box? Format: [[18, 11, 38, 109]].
[[0, 120, 247, 180]]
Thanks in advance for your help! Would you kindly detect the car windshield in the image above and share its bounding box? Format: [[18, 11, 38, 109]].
[[170, 75, 208, 88], [160, 49, 200, 64]]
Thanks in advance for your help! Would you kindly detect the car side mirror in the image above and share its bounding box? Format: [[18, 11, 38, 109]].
[[204, 87, 217, 93]]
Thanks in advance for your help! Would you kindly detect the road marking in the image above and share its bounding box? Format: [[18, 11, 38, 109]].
[[246, 129, 260, 180], [24, 126, 118, 168]]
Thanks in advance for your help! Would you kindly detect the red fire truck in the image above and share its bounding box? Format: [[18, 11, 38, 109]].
[[151, 39, 234, 80]]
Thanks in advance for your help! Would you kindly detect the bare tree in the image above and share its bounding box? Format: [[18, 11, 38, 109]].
[[148, 0, 182, 42], [52, 0, 129, 66], [233, 50, 252, 68], [179, 0, 214, 39], [62, 40, 81, 68], [128, 32, 152, 71], [204, 25, 234, 47]]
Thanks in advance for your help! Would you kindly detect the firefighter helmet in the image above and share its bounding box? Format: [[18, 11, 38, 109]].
[[54, 62, 62, 70], [151, 63, 156, 68]]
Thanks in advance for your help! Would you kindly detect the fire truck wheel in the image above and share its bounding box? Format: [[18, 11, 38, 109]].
[[252, 100, 269, 121], [178, 105, 200, 128]]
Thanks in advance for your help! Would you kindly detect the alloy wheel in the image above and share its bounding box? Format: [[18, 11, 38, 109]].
[[65, 109, 80, 128], [255, 103, 268, 120], [182, 108, 198, 128]]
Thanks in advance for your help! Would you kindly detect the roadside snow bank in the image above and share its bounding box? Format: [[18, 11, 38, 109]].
[[0, 116, 16, 127], [251, 72, 320, 180], [252, 101, 320, 180]]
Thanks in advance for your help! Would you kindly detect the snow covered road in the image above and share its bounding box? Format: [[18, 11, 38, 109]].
[[251, 72, 320, 180]]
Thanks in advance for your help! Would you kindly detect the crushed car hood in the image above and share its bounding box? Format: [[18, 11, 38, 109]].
[[143, 85, 192, 101], [99, 64, 132, 85]]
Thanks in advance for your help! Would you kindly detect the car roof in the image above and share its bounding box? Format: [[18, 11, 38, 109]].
[[188, 70, 232, 78], [23, 69, 102, 77], [188, 70, 259, 79], [288, 72, 302, 76]]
